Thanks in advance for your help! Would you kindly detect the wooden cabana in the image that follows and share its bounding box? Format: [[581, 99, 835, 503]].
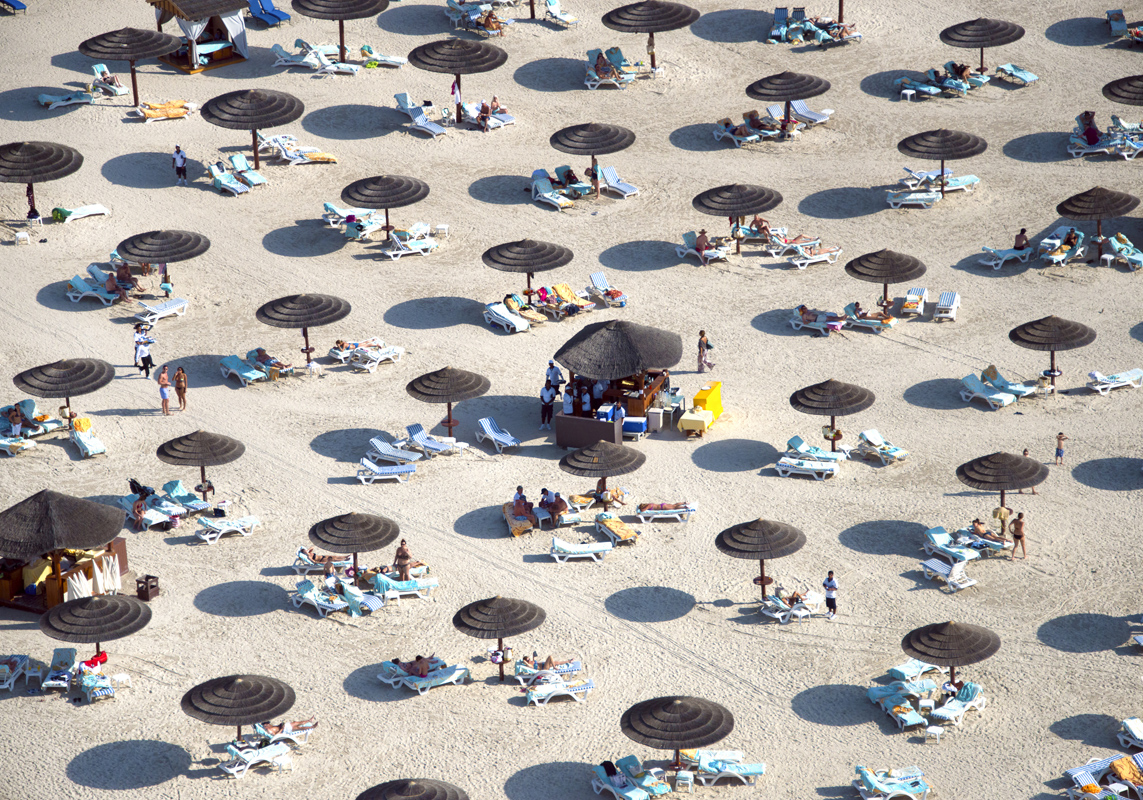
[[147, 0, 249, 73]]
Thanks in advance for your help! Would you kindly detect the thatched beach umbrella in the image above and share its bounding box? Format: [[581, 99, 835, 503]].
[[0, 141, 83, 219], [407, 39, 507, 126], [692, 184, 782, 254], [292, 0, 390, 63], [40, 595, 151, 658], [200, 89, 304, 170], [156, 430, 245, 502], [256, 293, 352, 365], [789, 379, 874, 451], [901, 621, 1001, 684], [341, 175, 430, 243], [715, 519, 806, 601], [844, 250, 927, 306], [1056, 187, 1140, 262], [897, 129, 987, 197], [78, 27, 182, 107], [559, 440, 646, 496], [116, 229, 211, 266], [357, 779, 469, 800], [1103, 75, 1143, 107], [1008, 316, 1096, 388], [482, 239, 573, 296], [181, 674, 295, 741], [956, 451, 1049, 508], [453, 596, 545, 681], [406, 367, 490, 436], [554, 320, 681, 380], [621, 695, 734, 770], [13, 358, 114, 429], [550, 123, 635, 198], [309, 512, 399, 574], [746, 71, 830, 137], [939, 18, 1025, 72], [601, 1, 700, 71], [0, 490, 124, 560]]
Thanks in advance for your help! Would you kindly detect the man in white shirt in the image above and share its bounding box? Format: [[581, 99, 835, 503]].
[[172, 145, 188, 186], [822, 571, 839, 619], [545, 360, 565, 390], [562, 387, 575, 417], [539, 380, 557, 430]]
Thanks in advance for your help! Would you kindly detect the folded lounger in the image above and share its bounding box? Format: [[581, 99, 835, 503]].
[[356, 457, 416, 484], [933, 290, 960, 322], [196, 516, 260, 544], [921, 558, 978, 592]]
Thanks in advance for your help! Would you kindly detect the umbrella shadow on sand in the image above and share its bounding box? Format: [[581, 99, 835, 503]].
[[1071, 457, 1143, 491], [1045, 17, 1114, 47], [505, 761, 588, 800], [790, 684, 871, 726], [343, 663, 412, 703], [691, 8, 768, 42], [838, 520, 929, 557], [605, 586, 694, 622], [669, 123, 726, 153], [102, 152, 209, 189], [262, 221, 347, 258], [1050, 713, 1124, 748], [0, 86, 91, 122], [598, 240, 682, 272], [302, 104, 408, 140], [468, 174, 535, 206], [902, 378, 967, 410], [1002, 132, 1073, 164], [453, 505, 511, 540], [377, 3, 453, 36], [193, 581, 287, 617], [384, 296, 487, 329], [692, 438, 779, 472], [798, 187, 883, 219], [311, 427, 385, 463], [1037, 613, 1133, 653], [512, 57, 591, 92], [68, 741, 194, 789]]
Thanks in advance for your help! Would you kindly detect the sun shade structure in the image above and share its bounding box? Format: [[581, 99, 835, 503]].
[[482, 239, 573, 296], [40, 595, 152, 657], [901, 621, 1001, 684], [407, 39, 507, 125], [0, 141, 83, 219], [181, 674, 296, 740], [406, 367, 491, 436], [308, 512, 399, 574], [939, 18, 1024, 71], [1103, 75, 1143, 106], [1008, 316, 1096, 388], [340, 175, 430, 243], [559, 440, 646, 495], [621, 696, 734, 770], [693, 184, 782, 254], [601, 1, 700, 70], [789, 379, 875, 451], [1056, 187, 1140, 261], [0, 490, 124, 559], [844, 250, 927, 305], [156, 430, 245, 501], [550, 123, 636, 198], [357, 780, 470, 800], [78, 27, 182, 106], [256, 294, 351, 365], [746, 71, 830, 137], [13, 358, 114, 428], [452, 596, 545, 681], [715, 519, 806, 600], [116, 229, 211, 264], [897, 129, 987, 197], [955, 451, 1050, 508], [200, 88, 304, 169], [292, 0, 390, 63], [554, 320, 681, 381]]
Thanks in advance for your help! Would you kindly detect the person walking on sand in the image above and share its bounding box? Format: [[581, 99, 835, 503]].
[[1055, 432, 1069, 465], [136, 339, 154, 379], [822, 571, 839, 619], [172, 145, 188, 187], [1010, 512, 1027, 559], [157, 366, 171, 415], [698, 330, 714, 373], [1018, 448, 1039, 495], [174, 366, 188, 412]]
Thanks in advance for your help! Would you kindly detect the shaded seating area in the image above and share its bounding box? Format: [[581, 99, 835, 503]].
[[149, 0, 251, 74]]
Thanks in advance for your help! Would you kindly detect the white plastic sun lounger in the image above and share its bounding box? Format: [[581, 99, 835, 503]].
[[635, 503, 697, 523], [58, 204, 110, 223], [979, 246, 1032, 270], [600, 166, 639, 198], [786, 244, 842, 269], [291, 546, 352, 574], [484, 301, 530, 333], [291, 579, 349, 617], [514, 658, 583, 686], [921, 558, 978, 592], [0, 655, 29, 691], [775, 456, 838, 480], [1087, 368, 1143, 394], [933, 291, 960, 321], [887, 190, 941, 209], [900, 287, 927, 316], [218, 742, 292, 779], [899, 167, 951, 189], [401, 665, 471, 695], [550, 536, 613, 563], [475, 417, 521, 453], [960, 374, 1015, 409], [377, 657, 447, 687], [409, 109, 447, 139], [135, 298, 188, 324], [350, 345, 404, 372], [220, 355, 264, 387], [67, 276, 119, 305], [356, 457, 416, 483], [1120, 718, 1143, 750], [526, 677, 594, 705], [694, 753, 766, 787], [856, 430, 908, 464], [196, 516, 259, 544], [366, 437, 423, 464], [790, 99, 832, 125]]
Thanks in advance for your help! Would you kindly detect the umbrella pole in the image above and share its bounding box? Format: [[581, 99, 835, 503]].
[[734, 216, 741, 255], [252, 129, 259, 170], [339, 20, 347, 64], [1050, 351, 1057, 388], [25, 182, 35, 218], [455, 73, 462, 128], [302, 326, 313, 365], [237, 725, 243, 742], [940, 159, 946, 197], [442, 401, 457, 435], [671, 749, 682, 771], [882, 282, 888, 307], [1096, 219, 1103, 262], [591, 154, 599, 198], [979, 47, 984, 73], [783, 100, 791, 137], [837, 0, 844, 24], [649, 33, 656, 70], [498, 636, 505, 681], [949, 665, 956, 685], [353, 552, 359, 575], [129, 60, 140, 108], [530, 0, 535, 19], [526, 272, 533, 296], [830, 414, 838, 452], [96, 642, 102, 656], [200, 465, 209, 502], [385, 208, 392, 242], [66, 395, 73, 431]]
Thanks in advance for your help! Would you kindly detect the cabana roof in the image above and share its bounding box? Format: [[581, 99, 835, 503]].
[[146, 0, 247, 19]]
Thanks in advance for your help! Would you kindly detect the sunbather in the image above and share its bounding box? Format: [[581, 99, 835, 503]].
[[116, 264, 142, 291], [523, 653, 574, 670], [1048, 229, 1079, 258], [594, 52, 619, 80], [332, 340, 353, 354], [514, 496, 539, 527], [950, 63, 974, 83], [745, 110, 781, 132], [721, 119, 752, 137], [593, 478, 627, 509], [556, 167, 583, 187], [695, 229, 714, 265], [4, 406, 28, 438], [393, 538, 425, 581], [602, 761, 631, 788], [490, 96, 507, 114], [254, 348, 292, 370], [477, 101, 492, 132], [131, 497, 148, 530], [761, 221, 815, 245], [549, 493, 570, 522], [852, 301, 890, 320], [638, 501, 690, 511], [392, 655, 434, 677], [798, 244, 842, 258], [104, 274, 129, 302], [480, 9, 506, 35], [304, 547, 348, 566], [1014, 228, 1029, 250], [98, 68, 124, 89], [260, 717, 318, 735], [971, 519, 1008, 543], [796, 305, 842, 324]]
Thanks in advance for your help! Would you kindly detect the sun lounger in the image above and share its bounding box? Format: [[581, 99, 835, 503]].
[[855, 430, 907, 464], [787, 434, 849, 462], [790, 98, 832, 125], [634, 503, 696, 523], [1120, 718, 1143, 750], [269, 140, 337, 165], [979, 246, 1032, 270], [592, 766, 649, 800], [359, 44, 407, 66], [228, 154, 267, 188], [70, 423, 106, 458], [196, 516, 259, 544], [0, 436, 35, 456], [135, 298, 188, 324], [853, 766, 930, 800], [402, 664, 471, 695], [1109, 9, 1129, 35], [615, 755, 670, 796], [311, 50, 359, 75], [52, 204, 110, 224], [292, 546, 352, 575], [0, 655, 29, 691], [886, 190, 941, 209], [377, 657, 447, 687], [900, 287, 927, 316], [0, 0, 27, 12], [545, 0, 577, 25], [484, 301, 530, 333], [405, 108, 447, 139], [789, 310, 837, 336], [549, 536, 612, 563], [131, 100, 197, 122], [356, 457, 415, 484], [407, 423, 467, 457], [921, 558, 978, 592], [475, 417, 520, 453], [551, 283, 595, 312], [930, 682, 985, 726], [677, 231, 729, 263], [1105, 234, 1143, 270], [462, 102, 512, 130], [933, 175, 979, 194], [373, 571, 439, 600], [209, 162, 250, 197], [899, 167, 952, 189], [713, 118, 765, 147], [960, 374, 1016, 409], [220, 355, 265, 387], [501, 295, 545, 327], [980, 365, 1036, 398], [587, 271, 628, 307], [924, 69, 968, 96], [526, 677, 594, 705], [923, 526, 981, 562], [843, 303, 898, 333], [91, 64, 128, 96], [933, 290, 960, 321], [271, 43, 326, 71], [775, 456, 838, 480], [532, 173, 574, 210], [38, 91, 95, 110], [787, 244, 842, 269], [867, 680, 936, 705], [584, 59, 634, 90], [78, 668, 115, 704], [350, 344, 404, 372], [993, 63, 1037, 86], [893, 76, 941, 97], [366, 437, 423, 466], [247, 0, 281, 26], [0, 400, 64, 438], [219, 741, 292, 778], [291, 579, 349, 617], [66, 275, 119, 305], [600, 166, 639, 198], [694, 752, 766, 786], [42, 648, 77, 692], [1068, 133, 1123, 159], [118, 494, 170, 530], [595, 513, 639, 545], [330, 337, 382, 360], [1088, 368, 1143, 394], [887, 660, 946, 683], [761, 594, 810, 624], [503, 502, 534, 536]]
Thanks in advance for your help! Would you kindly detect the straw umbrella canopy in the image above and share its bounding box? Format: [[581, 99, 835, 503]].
[[78, 28, 182, 106], [0, 490, 124, 560], [621, 696, 734, 770], [482, 239, 573, 296], [156, 430, 246, 502], [1056, 187, 1140, 262], [340, 175, 430, 243], [256, 294, 352, 365], [789, 379, 875, 451], [1008, 316, 1096, 388], [844, 250, 927, 306], [40, 595, 152, 657], [901, 621, 1001, 684], [554, 320, 681, 381], [559, 440, 646, 495], [601, 1, 700, 70], [956, 451, 1049, 508], [0, 141, 83, 219], [897, 129, 987, 197], [939, 18, 1025, 72], [406, 367, 490, 436], [13, 358, 114, 428], [550, 123, 636, 198], [452, 596, 546, 681], [116, 229, 211, 265], [200, 89, 304, 170], [357, 780, 469, 800], [745, 72, 830, 137], [308, 512, 399, 574], [715, 519, 805, 601], [1102, 75, 1143, 106], [291, 0, 389, 63], [407, 39, 507, 126], [181, 674, 296, 741], [692, 184, 782, 254]]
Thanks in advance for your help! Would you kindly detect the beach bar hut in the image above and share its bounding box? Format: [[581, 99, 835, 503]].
[[147, 0, 250, 74]]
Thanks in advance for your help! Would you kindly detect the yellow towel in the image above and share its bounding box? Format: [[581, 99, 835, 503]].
[[598, 516, 637, 542], [139, 106, 191, 120], [569, 494, 594, 507], [502, 503, 532, 537], [73, 417, 92, 433], [304, 153, 337, 163], [1111, 757, 1143, 786]]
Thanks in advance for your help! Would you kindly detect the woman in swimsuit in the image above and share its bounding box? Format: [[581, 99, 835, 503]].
[[260, 717, 318, 735], [1010, 513, 1027, 560], [394, 539, 413, 581]]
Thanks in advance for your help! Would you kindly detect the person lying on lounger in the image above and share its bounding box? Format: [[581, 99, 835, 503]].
[[745, 110, 781, 132], [852, 301, 891, 320], [971, 519, 1008, 543], [392, 655, 435, 677], [304, 547, 348, 565], [522, 653, 574, 670], [637, 501, 690, 511], [260, 717, 318, 735], [721, 119, 753, 137], [254, 348, 292, 370], [480, 9, 506, 35], [594, 52, 619, 80], [751, 216, 815, 245], [797, 244, 842, 258], [796, 305, 842, 325], [99, 69, 124, 89], [1048, 229, 1079, 257]]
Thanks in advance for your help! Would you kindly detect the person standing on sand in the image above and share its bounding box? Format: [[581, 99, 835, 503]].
[[136, 339, 154, 379], [1018, 449, 1039, 495], [698, 330, 714, 373], [1055, 432, 1069, 465], [1010, 512, 1027, 560], [822, 571, 839, 619], [992, 503, 1011, 535], [174, 366, 188, 412], [157, 366, 171, 416], [172, 145, 188, 187], [539, 379, 556, 430]]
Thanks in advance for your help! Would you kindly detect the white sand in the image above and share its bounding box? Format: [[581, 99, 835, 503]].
[[2, 0, 1143, 797]]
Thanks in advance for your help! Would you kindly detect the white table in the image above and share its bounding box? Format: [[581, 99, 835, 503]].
[[900, 88, 916, 102]]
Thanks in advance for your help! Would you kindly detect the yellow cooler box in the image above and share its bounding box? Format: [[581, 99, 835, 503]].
[[693, 382, 723, 423]]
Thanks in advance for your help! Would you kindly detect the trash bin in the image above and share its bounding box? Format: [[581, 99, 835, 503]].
[[136, 575, 159, 601]]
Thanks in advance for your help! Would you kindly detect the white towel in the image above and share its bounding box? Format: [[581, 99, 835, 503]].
[[92, 561, 105, 595]]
